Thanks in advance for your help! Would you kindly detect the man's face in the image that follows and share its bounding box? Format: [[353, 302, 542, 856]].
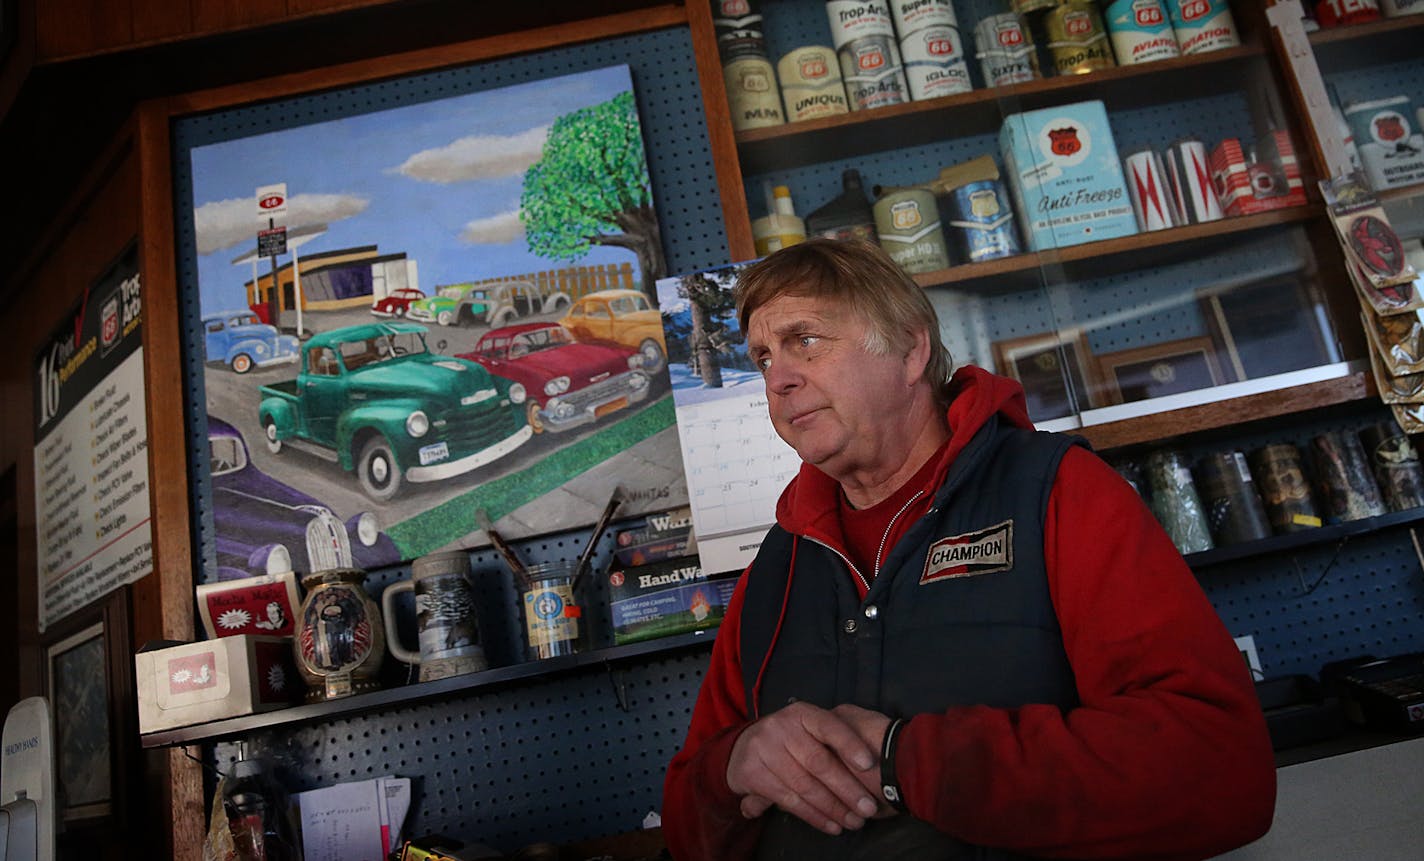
[[747, 294, 921, 478]]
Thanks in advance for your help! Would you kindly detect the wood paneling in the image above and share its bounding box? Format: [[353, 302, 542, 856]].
[[189, 0, 290, 35], [130, 0, 194, 46], [34, 0, 134, 60]]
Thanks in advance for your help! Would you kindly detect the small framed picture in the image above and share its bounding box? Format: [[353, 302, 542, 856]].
[[1196, 272, 1334, 382], [42, 589, 131, 824], [1096, 337, 1225, 405], [990, 329, 1103, 421]]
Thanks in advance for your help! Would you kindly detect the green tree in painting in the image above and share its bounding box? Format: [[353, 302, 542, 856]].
[[521, 91, 666, 302]]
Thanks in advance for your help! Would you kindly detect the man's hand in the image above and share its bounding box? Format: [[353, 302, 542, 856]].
[[832, 704, 897, 816], [726, 701, 881, 835]]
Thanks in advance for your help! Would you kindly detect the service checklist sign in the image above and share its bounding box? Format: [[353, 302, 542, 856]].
[[33, 247, 152, 630]]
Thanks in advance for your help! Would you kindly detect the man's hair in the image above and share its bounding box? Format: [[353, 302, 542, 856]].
[[735, 238, 954, 402]]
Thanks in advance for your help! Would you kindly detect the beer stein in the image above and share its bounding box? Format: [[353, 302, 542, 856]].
[[294, 568, 385, 702], [382, 550, 488, 682]]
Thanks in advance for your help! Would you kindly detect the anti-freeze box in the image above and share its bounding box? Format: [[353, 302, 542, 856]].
[[999, 99, 1138, 251]]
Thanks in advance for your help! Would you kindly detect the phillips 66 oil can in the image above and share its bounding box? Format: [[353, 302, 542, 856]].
[[778, 45, 850, 121], [1045, 0, 1115, 75]]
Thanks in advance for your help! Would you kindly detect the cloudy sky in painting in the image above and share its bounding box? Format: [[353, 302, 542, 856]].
[[187, 65, 639, 313]]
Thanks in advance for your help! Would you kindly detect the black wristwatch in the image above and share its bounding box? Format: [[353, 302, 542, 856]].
[[880, 717, 909, 813]]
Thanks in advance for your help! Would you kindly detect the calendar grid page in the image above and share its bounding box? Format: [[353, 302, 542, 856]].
[[657, 265, 803, 573]]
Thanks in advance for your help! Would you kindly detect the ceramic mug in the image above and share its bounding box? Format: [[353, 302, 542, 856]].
[[382, 550, 488, 682]]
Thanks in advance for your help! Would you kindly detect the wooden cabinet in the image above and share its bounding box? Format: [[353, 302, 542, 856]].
[[690, 0, 1381, 452]]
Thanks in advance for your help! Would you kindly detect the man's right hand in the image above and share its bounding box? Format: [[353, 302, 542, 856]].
[[726, 700, 881, 835]]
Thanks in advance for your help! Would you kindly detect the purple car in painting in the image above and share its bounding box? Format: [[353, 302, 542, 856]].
[[208, 415, 399, 580]]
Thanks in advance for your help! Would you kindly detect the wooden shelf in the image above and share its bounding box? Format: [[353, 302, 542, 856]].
[[735, 44, 1265, 174], [1307, 15, 1424, 70], [1078, 370, 1375, 452], [911, 206, 1318, 292], [1379, 180, 1424, 204], [1186, 505, 1424, 569], [139, 628, 717, 749]]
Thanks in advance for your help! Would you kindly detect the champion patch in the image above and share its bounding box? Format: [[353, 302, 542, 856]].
[[921, 520, 1013, 583]]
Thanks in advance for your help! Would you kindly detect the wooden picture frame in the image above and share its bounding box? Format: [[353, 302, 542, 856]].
[[991, 329, 1103, 421], [42, 587, 133, 825], [1095, 337, 1225, 405], [1196, 272, 1334, 383]]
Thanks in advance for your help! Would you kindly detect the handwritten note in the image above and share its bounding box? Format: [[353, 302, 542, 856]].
[[295, 775, 410, 861]]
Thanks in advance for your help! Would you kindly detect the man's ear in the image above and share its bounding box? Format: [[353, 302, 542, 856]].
[[903, 326, 931, 386]]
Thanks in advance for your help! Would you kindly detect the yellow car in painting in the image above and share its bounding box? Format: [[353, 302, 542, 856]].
[[559, 288, 667, 373]]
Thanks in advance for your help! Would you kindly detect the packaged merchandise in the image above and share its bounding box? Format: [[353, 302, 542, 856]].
[[1146, 449, 1214, 554], [1044, 1, 1116, 75], [1163, 138, 1225, 224], [1105, 0, 1181, 65], [1381, 0, 1424, 15], [999, 100, 1137, 250], [1310, 430, 1388, 522], [1194, 450, 1273, 545], [1345, 95, 1424, 189], [613, 507, 696, 567], [1360, 420, 1424, 511], [1123, 148, 1180, 231], [1248, 444, 1323, 533], [724, 55, 785, 130], [1208, 133, 1307, 216], [1314, 0, 1382, 27], [873, 186, 952, 273], [778, 46, 850, 121], [606, 558, 738, 644], [752, 185, 806, 255], [806, 168, 878, 243], [136, 635, 299, 733], [839, 35, 911, 110], [1166, 0, 1241, 55], [714, 0, 770, 60], [975, 12, 1041, 87], [900, 24, 973, 100]]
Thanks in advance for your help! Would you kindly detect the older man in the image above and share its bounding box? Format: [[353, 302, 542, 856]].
[[662, 239, 1275, 860]]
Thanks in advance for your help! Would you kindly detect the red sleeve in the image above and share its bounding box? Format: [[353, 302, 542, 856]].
[[895, 446, 1276, 859], [661, 571, 764, 861]]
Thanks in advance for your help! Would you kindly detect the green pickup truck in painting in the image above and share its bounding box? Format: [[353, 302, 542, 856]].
[[257, 322, 533, 501]]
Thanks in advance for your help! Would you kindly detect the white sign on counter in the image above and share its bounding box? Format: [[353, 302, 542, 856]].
[[33, 248, 152, 630]]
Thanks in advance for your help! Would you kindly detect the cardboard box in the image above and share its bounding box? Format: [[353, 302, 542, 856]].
[[613, 507, 695, 567], [136, 635, 298, 733], [606, 557, 738, 645], [999, 100, 1138, 251], [1209, 134, 1307, 217]]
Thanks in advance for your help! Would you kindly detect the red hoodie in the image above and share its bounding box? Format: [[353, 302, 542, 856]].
[[662, 366, 1275, 860]]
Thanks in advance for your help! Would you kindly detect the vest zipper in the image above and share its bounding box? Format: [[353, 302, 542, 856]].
[[875, 491, 924, 580], [806, 536, 869, 594]]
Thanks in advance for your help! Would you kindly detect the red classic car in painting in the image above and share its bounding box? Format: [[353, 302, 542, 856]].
[[457, 322, 650, 433], [370, 287, 427, 318]]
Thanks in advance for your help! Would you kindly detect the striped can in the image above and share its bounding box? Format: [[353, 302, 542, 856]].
[[778, 46, 850, 121], [826, 0, 896, 50], [975, 12, 1040, 87], [1166, 0, 1240, 55], [838, 35, 911, 111], [723, 55, 785, 130], [1045, 1, 1116, 75], [1163, 139, 1224, 223], [713, 0, 768, 61], [1105, 0, 1180, 65], [900, 24, 973, 100], [946, 180, 1022, 262], [1123, 148, 1179, 232]]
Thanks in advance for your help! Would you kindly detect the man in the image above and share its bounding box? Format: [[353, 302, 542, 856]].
[[662, 239, 1275, 860]]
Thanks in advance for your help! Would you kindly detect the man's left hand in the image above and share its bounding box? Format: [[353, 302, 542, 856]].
[[831, 704, 897, 816]]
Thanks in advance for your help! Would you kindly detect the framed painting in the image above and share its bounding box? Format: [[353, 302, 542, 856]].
[[42, 588, 132, 824], [176, 64, 686, 579], [1096, 337, 1225, 405], [990, 330, 1103, 422]]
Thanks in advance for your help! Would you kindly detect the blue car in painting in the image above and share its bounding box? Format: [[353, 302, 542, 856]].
[[207, 415, 399, 579], [202, 309, 300, 374]]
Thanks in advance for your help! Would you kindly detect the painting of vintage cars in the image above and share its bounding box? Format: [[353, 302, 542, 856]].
[[560, 288, 668, 373], [202, 309, 300, 374], [457, 322, 649, 434], [208, 415, 399, 578], [258, 322, 533, 501], [370, 287, 426, 318], [181, 64, 686, 575]]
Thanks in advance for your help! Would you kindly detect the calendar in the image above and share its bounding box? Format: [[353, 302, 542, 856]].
[[657, 266, 802, 574]]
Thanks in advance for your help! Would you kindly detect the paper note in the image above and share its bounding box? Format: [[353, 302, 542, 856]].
[[295, 778, 388, 861]]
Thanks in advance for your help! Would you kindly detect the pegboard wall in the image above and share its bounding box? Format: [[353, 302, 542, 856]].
[[170, 24, 728, 852], [1106, 399, 1424, 680], [165, 7, 1424, 856]]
